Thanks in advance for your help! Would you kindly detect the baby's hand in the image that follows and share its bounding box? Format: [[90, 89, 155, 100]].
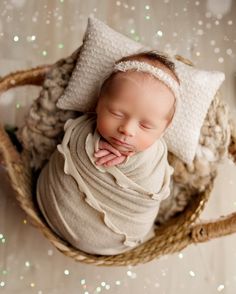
[[94, 139, 132, 167]]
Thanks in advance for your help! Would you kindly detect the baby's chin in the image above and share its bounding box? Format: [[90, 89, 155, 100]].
[[119, 150, 136, 156], [108, 141, 136, 156]]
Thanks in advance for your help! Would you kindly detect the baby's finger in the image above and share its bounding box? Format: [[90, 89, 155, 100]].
[[99, 141, 121, 157], [95, 153, 117, 165], [94, 149, 110, 157], [119, 150, 135, 157], [104, 155, 127, 167]]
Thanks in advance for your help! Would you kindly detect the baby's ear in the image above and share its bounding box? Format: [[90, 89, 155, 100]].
[[165, 118, 172, 129], [95, 101, 99, 113], [162, 117, 171, 131], [159, 119, 171, 138]]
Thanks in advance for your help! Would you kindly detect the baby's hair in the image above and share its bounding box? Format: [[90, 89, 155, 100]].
[[98, 50, 180, 123]]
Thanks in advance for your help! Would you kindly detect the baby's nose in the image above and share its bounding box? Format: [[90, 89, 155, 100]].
[[118, 120, 136, 137]]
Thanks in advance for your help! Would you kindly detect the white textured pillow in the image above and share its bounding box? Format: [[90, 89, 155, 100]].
[[164, 58, 225, 164], [57, 16, 149, 112], [57, 16, 225, 165]]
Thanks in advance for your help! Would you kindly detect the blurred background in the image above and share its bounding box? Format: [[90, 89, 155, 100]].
[[0, 0, 236, 293]]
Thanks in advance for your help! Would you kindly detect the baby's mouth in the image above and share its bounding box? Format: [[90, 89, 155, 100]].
[[111, 137, 132, 147]]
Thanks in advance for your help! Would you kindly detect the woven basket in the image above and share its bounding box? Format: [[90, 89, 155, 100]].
[[0, 52, 236, 266]]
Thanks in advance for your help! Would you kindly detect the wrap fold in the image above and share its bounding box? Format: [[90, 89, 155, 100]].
[[36, 113, 174, 255]]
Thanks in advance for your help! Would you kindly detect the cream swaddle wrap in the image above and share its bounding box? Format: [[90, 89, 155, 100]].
[[36, 113, 174, 255]]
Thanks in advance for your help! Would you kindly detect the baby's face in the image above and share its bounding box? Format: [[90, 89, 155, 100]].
[[95, 71, 175, 156]]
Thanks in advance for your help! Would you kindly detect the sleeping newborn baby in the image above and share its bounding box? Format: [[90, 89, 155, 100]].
[[36, 50, 180, 255]]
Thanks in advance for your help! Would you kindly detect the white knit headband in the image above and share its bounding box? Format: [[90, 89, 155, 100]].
[[113, 60, 180, 102]]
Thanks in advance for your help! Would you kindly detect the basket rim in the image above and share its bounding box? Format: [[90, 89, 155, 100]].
[[0, 59, 236, 266], [0, 120, 218, 266]]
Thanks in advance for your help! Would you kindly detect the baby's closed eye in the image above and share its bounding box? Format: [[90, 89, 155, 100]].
[[109, 110, 156, 130]]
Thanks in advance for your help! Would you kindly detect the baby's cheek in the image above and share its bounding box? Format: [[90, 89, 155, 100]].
[[136, 134, 156, 151], [97, 118, 112, 138]]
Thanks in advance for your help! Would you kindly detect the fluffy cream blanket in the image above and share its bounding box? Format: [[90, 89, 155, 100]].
[[36, 113, 174, 255]]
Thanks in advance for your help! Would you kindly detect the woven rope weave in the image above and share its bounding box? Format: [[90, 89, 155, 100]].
[[0, 51, 236, 266]]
